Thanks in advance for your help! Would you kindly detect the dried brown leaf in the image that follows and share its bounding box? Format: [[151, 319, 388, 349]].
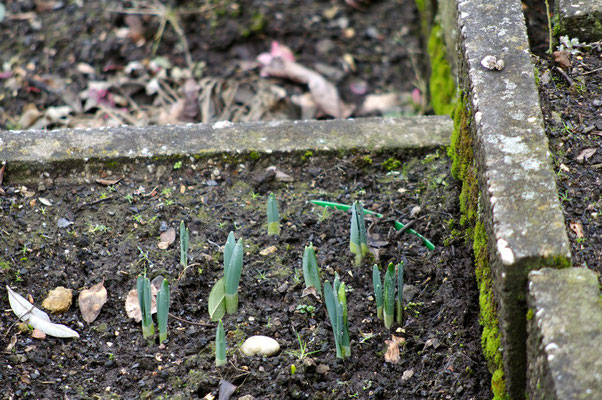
[[125, 285, 158, 322], [158, 228, 176, 249], [569, 221, 584, 238], [553, 51, 571, 70], [96, 177, 122, 186], [78, 281, 108, 323], [576, 148, 597, 162]]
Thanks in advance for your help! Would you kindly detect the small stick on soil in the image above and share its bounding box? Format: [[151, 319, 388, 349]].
[[75, 196, 114, 212], [555, 66, 573, 85], [168, 313, 213, 327]]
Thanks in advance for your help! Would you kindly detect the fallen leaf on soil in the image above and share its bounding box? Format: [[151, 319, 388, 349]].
[[402, 370, 414, 381], [0, 163, 5, 195], [42, 286, 73, 314], [358, 93, 401, 115], [218, 379, 237, 400], [96, 177, 122, 186], [569, 221, 584, 238], [316, 364, 330, 374], [57, 217, 73, 228], [31, 329, 46, 339], [19, 103, 42, 129], [259, 245, 277, 256], [257, 41, 354, 118], [158, 228, 176, 249], [125, 15, 145, 44], [6, 286, 79, 338], [553, 51, 571, 70], [125, 284, 158, 322], [301, 286, 321, 301], [424, 337, 440, 350], [384, 335, 406, 364], [78, 281, 108, 323], [576, 148, 597, 162], [38, 197, 52, 206], [5, 335, 17, 352], [266, 166, 294, 182], [177, 78, 201, 122]]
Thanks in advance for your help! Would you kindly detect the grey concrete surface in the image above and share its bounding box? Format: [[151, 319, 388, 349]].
[[0, 116, 451, 165], [527, 268, 602, 400], [449, 0, 572, 397], [556, 0, 602, 41]]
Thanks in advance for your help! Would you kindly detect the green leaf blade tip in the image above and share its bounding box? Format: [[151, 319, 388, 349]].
[[267, 193, 280, 236], [215, 320, 226, 367], [137, 275, 155, 339], [157, 278, 170, 343], [302, 244, 322, 296], [383, 263, 396, 329], [224, 239, 244, 314], [372, 265, 383, 320]]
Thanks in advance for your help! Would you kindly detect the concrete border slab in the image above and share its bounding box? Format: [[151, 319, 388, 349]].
[[527, 268, 602, 399], [448, 0, 571, 397], [555, 0, 602, 42], [0, 116, 451, 166]]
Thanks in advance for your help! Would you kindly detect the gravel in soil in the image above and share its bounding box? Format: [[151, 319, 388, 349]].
[[523, 0, 602, 279], [0, 151, 491, 399]]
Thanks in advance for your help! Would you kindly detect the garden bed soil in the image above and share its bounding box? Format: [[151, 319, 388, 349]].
[[1, 150, 491, 399], [0, 0, 424, 128], [523, 0, 602, 279]]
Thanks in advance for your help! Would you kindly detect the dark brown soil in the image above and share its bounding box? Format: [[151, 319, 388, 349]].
[[1, 150, 491, 399], [523, 1, 602, 279], [0, 0, 424, 128]]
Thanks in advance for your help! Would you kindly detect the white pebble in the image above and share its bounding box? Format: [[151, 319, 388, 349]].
[[240, 336, 280, 357]]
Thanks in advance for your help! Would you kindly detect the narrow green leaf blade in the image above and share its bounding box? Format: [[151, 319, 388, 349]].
[[208, 277, 226, 321], [157, 279, 170, 343], [302, 244, 322, 296], [216, 320, 226, 367], [223, 231, 236, 273], [372, 265, 383, 319], [384, 263, 396, 329], [267, 193, 280, 235]]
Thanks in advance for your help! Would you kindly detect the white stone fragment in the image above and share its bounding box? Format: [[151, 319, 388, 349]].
[[497, 238, 515, 265], [213, 120, 233, 129], [240, 336, 280, 357], [475, 111, 482, 124], [481, 55, 505, 71]]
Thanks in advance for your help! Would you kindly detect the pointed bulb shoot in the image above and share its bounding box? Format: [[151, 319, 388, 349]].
[[267, 193, 280, 236], [180, 221, 189, 268], [349, 201, 368, 266], [323, 274, 350, 359], [224, 235, 244, 314], [372, 265, 383, 320], [396, 262, 404, 324], [136, 274, 155, 339], [302, 243, 322, 296], [156, 278, 170, 344], [215, 320, 226, 367]]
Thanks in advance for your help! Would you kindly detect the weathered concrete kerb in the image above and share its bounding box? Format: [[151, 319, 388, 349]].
[[527, 268, 602, 400], [434, 0, 596, 398], [0, 116, 451, 166]]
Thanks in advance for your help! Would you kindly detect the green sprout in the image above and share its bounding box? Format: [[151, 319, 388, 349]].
[[208, 232, 244, 320], [267, 193, 280, 236], [136, 274, 155, 339], [396, 261, 404, 324], [287, 328, 321, 360], [372, 265, 383, 320], [215, 320, 226, 367], [180, 221, 189, 268], [302, 243, 321, 296], [324, 274, 350, 359], [156, 278, 170, 344], [372, 262, 405, 329], [350, 201, 368, 266], [383, 263, 396, 329]]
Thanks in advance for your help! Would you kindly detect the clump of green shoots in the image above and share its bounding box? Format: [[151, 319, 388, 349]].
[[267, 193, 280, 236], [372, 262, 405, 329], [350, 201, 368, 266], [156, 278, 170, 344], [324, 274, 350, 359], [180, 221, 189, 268], [302, 243, 321, 296], [215, 319, 226, 367], [137, 273, 155, 339], [208, 232, 244, 320]]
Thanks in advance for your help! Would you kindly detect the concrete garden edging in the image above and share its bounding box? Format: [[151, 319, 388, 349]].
[[426, 0, 602, 398]]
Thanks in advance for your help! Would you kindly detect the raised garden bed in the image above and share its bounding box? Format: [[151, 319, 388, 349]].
[[0, 149, 491, 398]]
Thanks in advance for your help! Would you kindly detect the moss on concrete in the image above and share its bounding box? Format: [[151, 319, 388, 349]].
[[427, 25, 456, 115], [449, 93, 508, 400]]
